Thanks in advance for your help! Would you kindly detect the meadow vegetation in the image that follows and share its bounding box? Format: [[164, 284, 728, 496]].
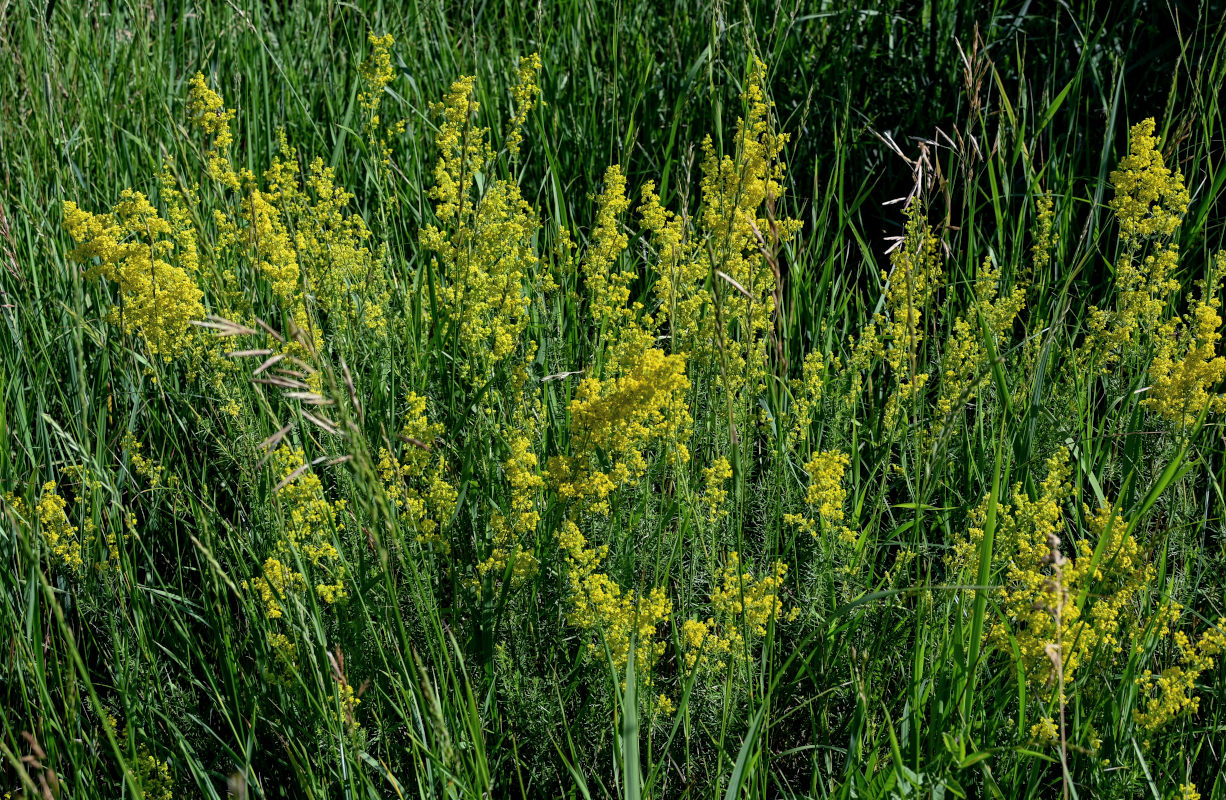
[[2, 1, 1226, 797]]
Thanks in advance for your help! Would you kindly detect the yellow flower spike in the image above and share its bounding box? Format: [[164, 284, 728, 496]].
[[583, 164, 638, 359], [187, 72, 239, 190], [1135, 615, 1226, 732], [1109, 118, 1190, 242], [1029, 716, 1059, 747], [647, 57, 802, 391], [685, 551, 793, 674], [506, 52, 542, 158], [556, 520, 671, 692], [784, 450, 854, 542], [1143, 252, 1226, 426], [63, 192, 206, 361], [878, 204, 942, 427], [547, 346, 691, 514], [378, 393, 457, 554], [951, 452, 1161, 697], [421, 64, 544, 378], [35, 483, 84, 576], [699, 457, 733, 524], [134, 748, 173, 800], [930, 257, 1024, 442], [1086, 118, 1189, 364]]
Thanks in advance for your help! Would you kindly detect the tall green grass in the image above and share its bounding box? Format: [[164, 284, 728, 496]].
[[3, 1, 1226, 798]]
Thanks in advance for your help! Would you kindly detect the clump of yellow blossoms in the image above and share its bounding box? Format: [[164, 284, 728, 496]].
[[1143, 253, 1226, 426], [784, 450, 854, 543], [249, 556, 308, 621], [1087, 118, 1190, 363], [377, 392, 456, 553], [244, 447, 350, 665], [134, 748, 174, 800], [254, 133, 391, 338], [1109, 118, 1190, 242], [359, 33, 406, 178], [62, 190, 206, 361], [640, 58, 801, 393], [583, 165, 639, 355], [699, 457, 733, 525], [953, 453, 1153, 691], [32, 484, 84, 575], [187, 72, 239, 190], [558, 519, 671, 697], [1135, 614, 1226, 732], [1030, 192, 1057, 276], [506, 52, 542, 158], [327, 663, 363, 737], [66, 70, 393, 373], [932, 256, 1025, 436], [1178, 784, 1201, 800], [1029, 715, 1059, 747], [421, 56, 545, 378], [878, 205, 943, 427], [4, 471, 130, 578], [787, 349, 828, 448], [548, 346, 691, 515], [122, 433, 166, 489], [475, 372, 545, 591], [682, 551, 794, 675]]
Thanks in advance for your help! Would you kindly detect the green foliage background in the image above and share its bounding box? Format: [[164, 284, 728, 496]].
[[2, 0, 1226, 798]]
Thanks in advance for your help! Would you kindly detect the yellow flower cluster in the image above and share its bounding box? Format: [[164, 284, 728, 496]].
[[122, 433, 166, 489], [249, 556, 308, 620], [932, 257, 1025, 433], [978, 455, 1153, 690], [1087, 118, 1189, 362], [187, 72, 239, 190], [66, 68, 395, 376], [638, 180, 701, 348], [477, 445, 542, 588], [558, 519, 671, 693], [334, 675, 362, 734], [548, 347, 691, 515], [1109, 118, 1190, 241], [583, 166, 636, 338], [258, 134, 391, 338], [784, 450, 853, 542], [682, 551, 794, 673], [4, 473, 132, 578], [244, 447, 350, 665], [641, 58, 801, 393], [377, 392, 456, 552], [421, 64, 544, 377], [359, 33, 396, 118], [34, 484, 84, 575], [878, 205, 943, 426], [1143, 253, 1226, 426], [1030, 193, 1057, 276], [62, 191, 206, 361], [185, 76, 389, 343], [1135, 615, 1226, 732], [1029, 715, 1059, 746], [697, 59, 802, 390], [698, 457, 733, 524], [134, 748, 174, 800], [506, 53, 542, 158], [787, 349, 827, 447], [357, 32, 407, 169], [275, 448, 347, 579]]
